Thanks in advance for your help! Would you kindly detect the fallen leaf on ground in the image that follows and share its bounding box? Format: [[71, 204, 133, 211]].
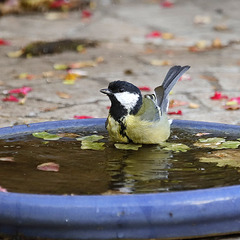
[[189, 102, 200, 109], [56, 91, 71, 99], [169, 100, 188, 108], [0, 156, 14, 162], [194, 15, 211, 25], [32, 132, 60, 141], [7, 50, 23, 58], [74, 115, 93, 119], [213, 24, 229, 31], [18, 73, 35, 80], [114, 143, 142, 151], [67, 69, 88, 77], [212, 38, 223, 48], [53, 63, 68, 70], [150, 59, 172, 66], [162, 32, 174, 40], [37, 162, 60, 172], [69, 61, 97, 68]]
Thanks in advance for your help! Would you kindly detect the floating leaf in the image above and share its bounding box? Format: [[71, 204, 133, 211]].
[[199, 149, 240, 168], [0, 156, 14, 162], [161, 142, 190, 152], [77, 134, 104, 142], [37, 162, 60, 172], [32, 132, 60, 141], [198, 137, 225, 143], [216, 141, 240, 149], [81, 141, 105, 150], [114, 143, 142, 151]]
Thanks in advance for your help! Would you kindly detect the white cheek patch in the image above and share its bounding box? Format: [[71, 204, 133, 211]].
[[114, 92, 140, 111]]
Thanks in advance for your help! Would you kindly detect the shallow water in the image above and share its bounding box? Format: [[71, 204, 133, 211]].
[[0, 132, 239, 195]]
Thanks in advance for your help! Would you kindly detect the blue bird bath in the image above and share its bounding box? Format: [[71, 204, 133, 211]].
[[0, 118, 240, 239]]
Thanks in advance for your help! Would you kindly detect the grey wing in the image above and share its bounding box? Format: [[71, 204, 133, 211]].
[[138, 95, 160, 122], [155, 65, 190, 114]]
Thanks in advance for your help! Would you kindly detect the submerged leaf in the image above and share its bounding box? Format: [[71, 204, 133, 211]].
[[77, 134, 104, 142], [114, 143, 142, 151], [161, 142, 190, 152], [199, 149, 240, 168], [0, 156, 14, 162], [32, 132, 60, 141], [37, 162, 60, 172], [81, 141, 105, 150], [195, 138, 240, 150]]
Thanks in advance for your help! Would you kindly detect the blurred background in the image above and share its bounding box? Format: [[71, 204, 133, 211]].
[[0, 0, 239, 128]]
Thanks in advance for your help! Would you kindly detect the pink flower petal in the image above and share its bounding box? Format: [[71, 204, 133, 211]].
[[8, 86, 32, 95], [168, 110, 183, 115], [82, 10, 92, 19], [138, 86, 151, 92], [210, 91, 228, 100], [2, 95, 19, 102], [0, 39, 10, 46], [0, 186, 8, 192], [74, 115, 94, 119], [146, 31, 162, 38], [37, 162, 60, 172], [160, 0, 174, 8]]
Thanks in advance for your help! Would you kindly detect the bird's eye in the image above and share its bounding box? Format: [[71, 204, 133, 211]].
[[119, 88, 124, 93]]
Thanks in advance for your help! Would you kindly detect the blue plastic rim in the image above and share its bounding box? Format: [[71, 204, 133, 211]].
[[0, 119, 240, 240]]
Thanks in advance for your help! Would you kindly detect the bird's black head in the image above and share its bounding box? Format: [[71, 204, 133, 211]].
[[100, 80, 143, 121]]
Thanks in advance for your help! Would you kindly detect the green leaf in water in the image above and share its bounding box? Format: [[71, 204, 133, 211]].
[[114, 143, 142, 151], [198, 137, 225, 143], [81, 141, 105, 150], [161, 142, 190, 152], [32, 132, 60, 141], [76, 134, 104, 142], [199, 149, 240, 168], [216, 141, 240, 149], [195, 137, 240, 149]]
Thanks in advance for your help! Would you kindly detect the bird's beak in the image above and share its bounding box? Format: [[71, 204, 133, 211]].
[[100, 88, 112, 95]]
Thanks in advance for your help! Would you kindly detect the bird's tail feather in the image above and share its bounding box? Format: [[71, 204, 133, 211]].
[[155, 65, 190, 114]]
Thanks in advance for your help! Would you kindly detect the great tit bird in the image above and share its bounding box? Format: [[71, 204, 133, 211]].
[[100, 65, 190, 144]]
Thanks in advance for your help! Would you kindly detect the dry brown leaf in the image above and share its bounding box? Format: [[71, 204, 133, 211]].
[[56, 91, 71, 99]]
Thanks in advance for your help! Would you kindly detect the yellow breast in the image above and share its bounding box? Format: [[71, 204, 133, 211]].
[[106, 114, 170, 144]]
